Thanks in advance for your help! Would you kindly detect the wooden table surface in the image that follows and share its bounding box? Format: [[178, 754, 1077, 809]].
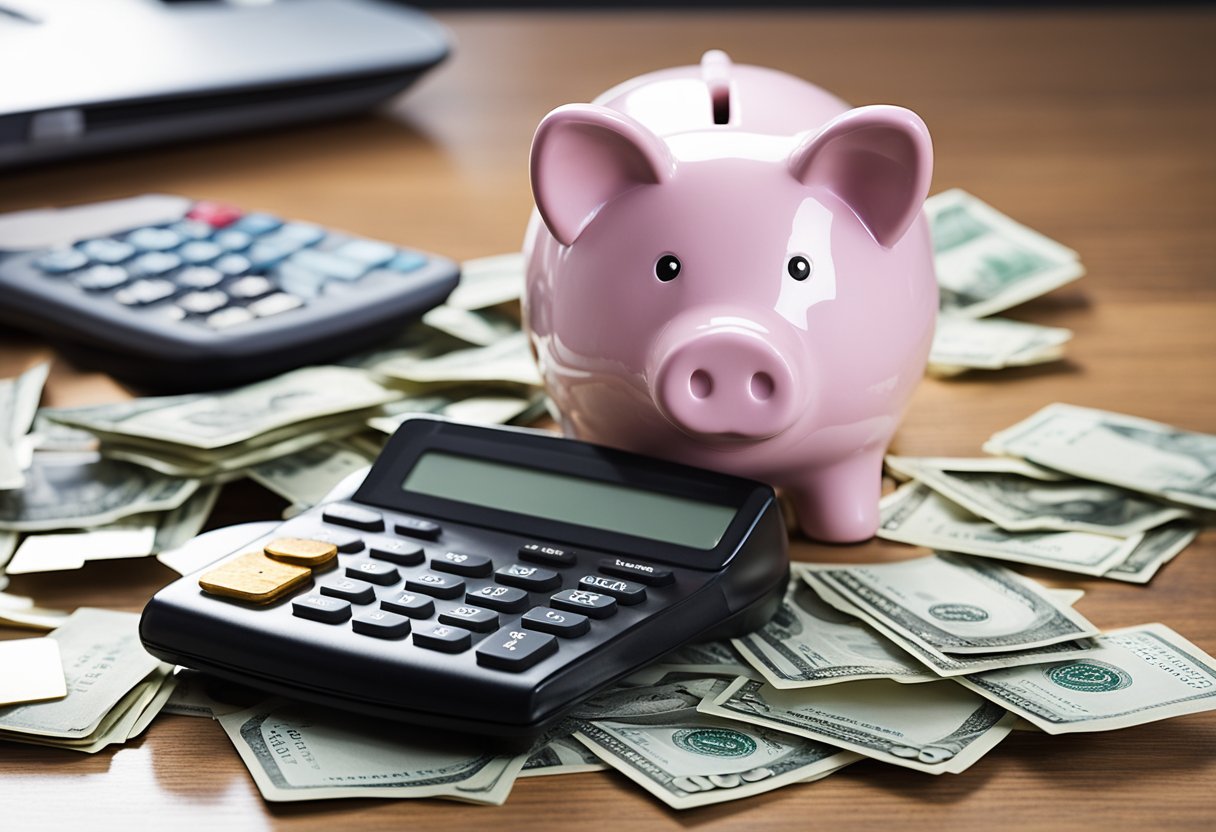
[[2, 8, 1214, 831]]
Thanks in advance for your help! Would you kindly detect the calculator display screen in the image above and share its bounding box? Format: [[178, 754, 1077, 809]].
[[401, 452, 737, 550]]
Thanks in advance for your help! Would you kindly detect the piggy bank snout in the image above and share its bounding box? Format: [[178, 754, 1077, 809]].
[[651, 328, 801, 441]]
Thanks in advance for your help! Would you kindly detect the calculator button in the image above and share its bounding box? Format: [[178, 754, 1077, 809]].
[[292, 594, 352, 624], [115, 278, 176, 306], [345, 561, 399, 586], [495, 564, 561, 592], [128, 251, 181, 277], [168, 219, 213, 241], [79, 238, 135, 264], [161, 306, 187, 323], [176, 266, 224, 289], [34, 248, 88, 274], [432, 551, 492, 578], [518, 542, 576, 567], [188, 200, 243, 228], [367, 537, 424, 566], [227, 275, 274, 300], [405, 573, 465, 599], [598, 557, 674, 586], [249, 292, 304, 318], [285, 526, 364, 553], [73, 265, 130, 291], [212, 229, 253, 252], [247, 242, 296, 270], [232, 212, 282, 236], [521, 606, 590, 638], [263, 537, 338, 567], [352, 609, 411, 639], [475, 627, 557, 672], [578, 575, 646, 605], [213, 253, 252, 276], [178, 240, 222, 265], [381, 590, 435, 618], [275, 261, 325, 299], [176, 290, 229, 315], [289, 248, 368, 282], [275, 222, 326, 247], [199, 551, 311, 604], [414, 622, 472, 653], [127, 227, 182, 252], [205, 306, 255, 330], [320, 577, 375, 605], [438, 605, 499, 633], [466, 585, 529, 613], [387, 251, 427, 273], [334, 239, 396, 267], [394, 517, 441, 540], [322, 504, 384, 532], [550, 589, 617, 619]]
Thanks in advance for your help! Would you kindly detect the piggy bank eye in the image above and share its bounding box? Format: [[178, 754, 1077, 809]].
[[655, 254, 681, 282], [787, 255, 812, 281]]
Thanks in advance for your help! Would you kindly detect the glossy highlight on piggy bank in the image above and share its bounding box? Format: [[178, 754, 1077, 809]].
[[523, 51, 938, 543]]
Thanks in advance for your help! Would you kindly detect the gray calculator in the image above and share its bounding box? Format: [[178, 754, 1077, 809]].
[[0, 194, 459, 390], [140, 417, 789, 740]]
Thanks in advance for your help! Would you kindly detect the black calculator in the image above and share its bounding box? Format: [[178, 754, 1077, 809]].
[[140, 417, 789, 739], [0, 194, 459, 391]]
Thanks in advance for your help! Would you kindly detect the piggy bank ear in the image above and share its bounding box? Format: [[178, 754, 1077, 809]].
[[531, 104, 674, 246], [788, 105, 932, 249]]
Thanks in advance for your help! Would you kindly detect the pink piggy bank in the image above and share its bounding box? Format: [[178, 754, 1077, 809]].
[[522, 51, 937, 543]]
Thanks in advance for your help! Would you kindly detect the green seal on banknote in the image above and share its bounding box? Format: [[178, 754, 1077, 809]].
[[928, 603, 989, 623], [1046, 660, 1132, 693], [672, 728, 756, 758]]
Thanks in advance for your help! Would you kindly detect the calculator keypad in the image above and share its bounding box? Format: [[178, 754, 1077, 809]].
[[200, 501, 683, 676], [26, 201, 436, 333]]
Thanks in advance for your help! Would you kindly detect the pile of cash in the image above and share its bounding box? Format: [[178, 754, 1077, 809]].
[[925, 189, 1083, 375], [882, 403, 1208, 583], [0, 254, 543, 597]]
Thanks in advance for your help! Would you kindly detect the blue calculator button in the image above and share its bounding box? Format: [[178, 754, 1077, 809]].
[[34, 248, 88, 274], [212, 253, 252, 277], [288, 248, 368, 282], [413, 622, 472, 653], [78, 238, 135, 265], [129, 251, 181, 277], [212, 229, 254, 252], [231, 212, 283, 236], [177, 240, 222, 265], [333, 239, 396, 267], [386, 251, 427, 273], [272, 222, 326, 247], [127, 227, 182, 252], [246, 242, 295, 270], [168, 219, 214, 241], [73, 264, 130, 291]]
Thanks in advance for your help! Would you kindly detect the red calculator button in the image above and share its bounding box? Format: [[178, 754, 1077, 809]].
[[188, 201, 243, 228]]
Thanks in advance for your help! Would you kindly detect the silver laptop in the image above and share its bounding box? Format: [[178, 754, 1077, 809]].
[[0, 0, 449, 168]]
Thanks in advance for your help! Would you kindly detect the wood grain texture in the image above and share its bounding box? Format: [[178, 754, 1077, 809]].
[[2, 8, 1214, 830]]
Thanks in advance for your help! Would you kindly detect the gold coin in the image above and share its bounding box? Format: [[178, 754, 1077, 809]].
[[263, 537, 339, 567], [199, 551, 312, 604]]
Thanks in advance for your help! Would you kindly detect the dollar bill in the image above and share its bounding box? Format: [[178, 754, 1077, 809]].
[[248, 440, 374, 510], [5, 526, 156, 574], [929, 315, 1072, 375], [445, 252, 525, 311], [0, 452, 197, 532], [926, 189, 1084, 318], [217, 701, 526, 804], [700, 675, 1016, 775], [375, 332, 542, 390], [624, 641, 760, 685], [802, 553, 1099, 657], [885, 456, 1189, 537], [801, 570, 1099, 677], [150, 483, 220, 552], [45, 365, 399, 451], [956, 623, 1216, 733], [575, 712, 859, 809], [0, 608, 166, 747], [0, 362, 49, 490], [366, 392, 541, 436], [878, 481, 1142, 576], [520, 734, 607, 777], [1103, 520, 1199, 584], [984, 403, 1216, 511], [732, 573, 936, 688], [421, 305, 521, 348]]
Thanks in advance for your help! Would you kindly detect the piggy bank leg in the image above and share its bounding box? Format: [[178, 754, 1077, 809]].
[[788, 450, 885, 543]]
